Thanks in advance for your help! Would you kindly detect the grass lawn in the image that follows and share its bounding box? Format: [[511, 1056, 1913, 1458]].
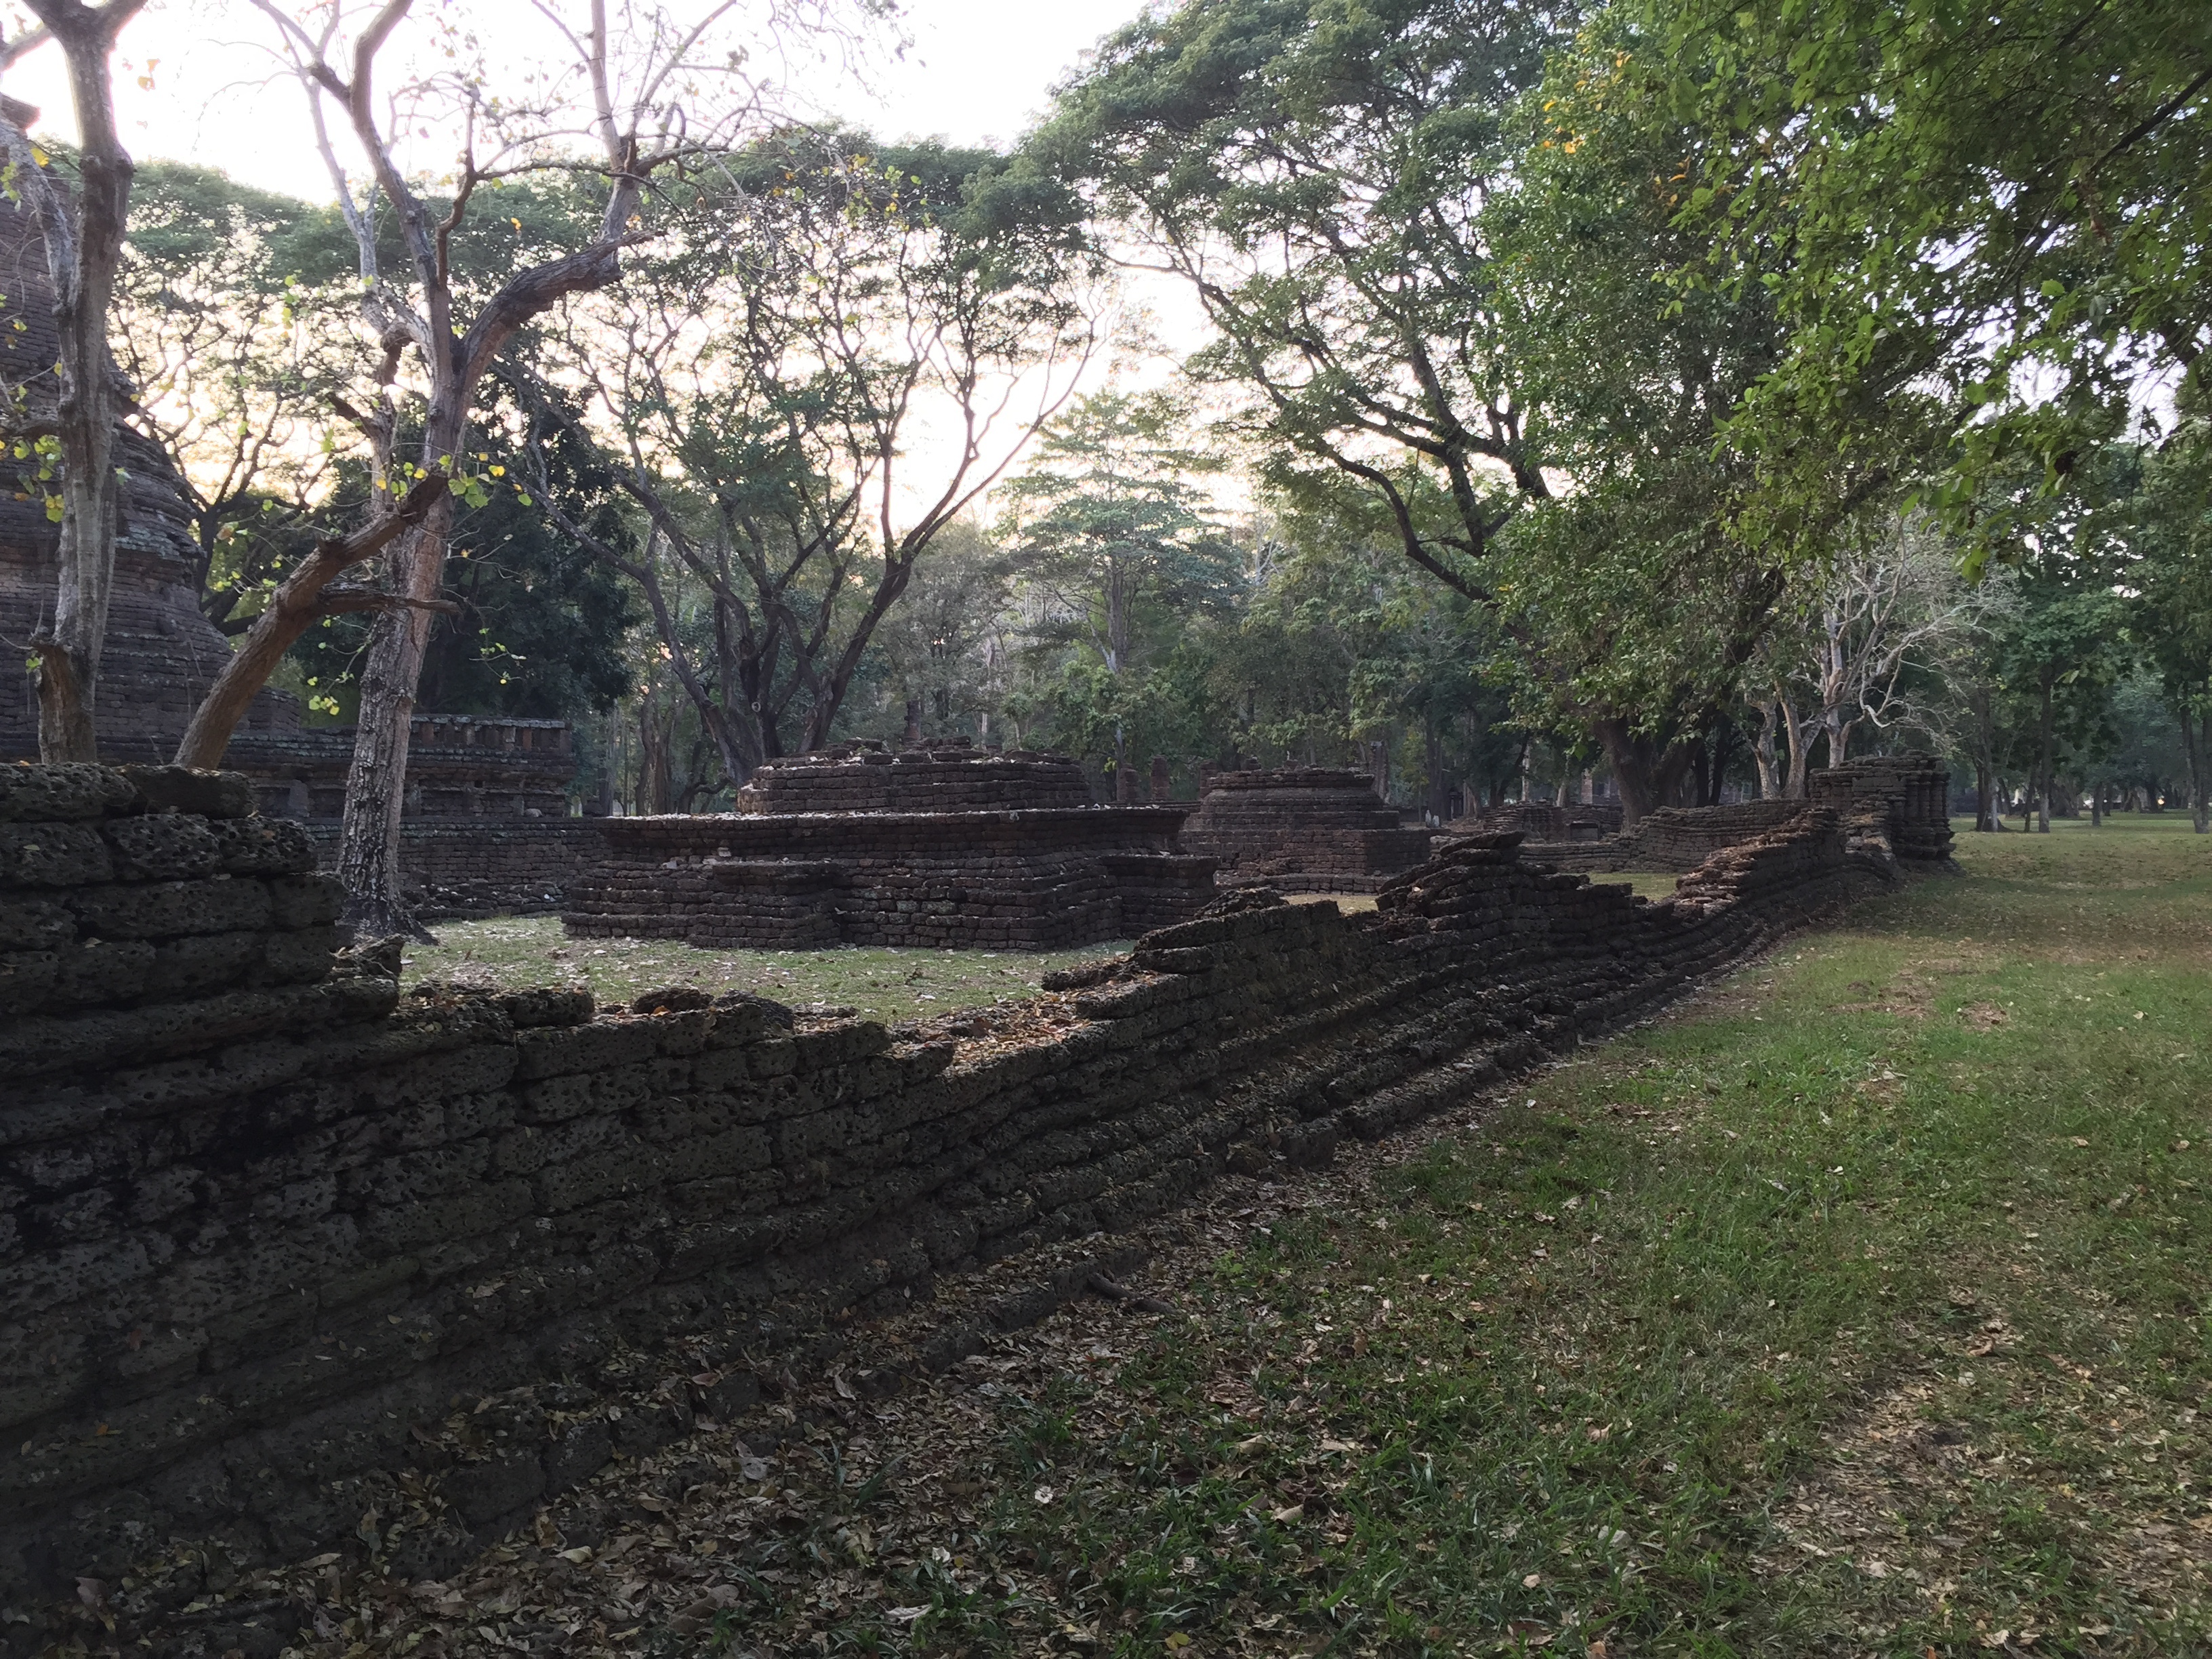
[[403, 916, 1132, 1024], [881, 815, 2207, 1656], [352, 816, 2210, 1658]]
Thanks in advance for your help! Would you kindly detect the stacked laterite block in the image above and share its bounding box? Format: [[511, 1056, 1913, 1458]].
[[1, 766, 1900, 1613], [1808, 755, 1955, 863], [562, 747, 1216, 950], [1525, 757, 1955, 874], [1525, 800, 1808, 873], [301, 819, 607, 921], [1178, 767, 1433, 893]]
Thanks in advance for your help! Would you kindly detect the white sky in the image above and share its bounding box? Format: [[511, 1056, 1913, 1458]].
[[0, 0, 1227, 518], [0, 0, 1157, 201]]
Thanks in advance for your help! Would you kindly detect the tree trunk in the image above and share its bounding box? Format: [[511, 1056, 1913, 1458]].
[[2035, 680, 2054, 834], [5, 3, 143, 760], [2184, 704, 2212, 834], [1591, 718, 1698, 827], [1975, 760, 1996, 832], [334, 494, 455, 941], [1753, 702, 1780, 799]]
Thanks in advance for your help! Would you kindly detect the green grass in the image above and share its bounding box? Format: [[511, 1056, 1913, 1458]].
[[403, 914, 1130, 1023], [871, 815, 2212, 1656]]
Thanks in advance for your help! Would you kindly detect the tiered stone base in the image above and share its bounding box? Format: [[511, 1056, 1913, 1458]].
[[1181, 767, 1432, 891], [562, 809, 1215, 950]]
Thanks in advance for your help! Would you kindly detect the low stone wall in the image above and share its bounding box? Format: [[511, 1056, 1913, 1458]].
[[732, 746, 1095, 813], [303, 819, 607, 920], [1527, 799, 1808, 872], [564, 810, 1214, 950], [1448, 801, 1624, 843], [0, 766, 1897, 1613], [1522, 758, 1955, 874]]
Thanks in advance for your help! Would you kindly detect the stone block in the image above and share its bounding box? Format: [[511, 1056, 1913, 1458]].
[[0, 947, 57, 1012], [513, 1019, 661, 1080], [68, 876, 272, 939], [144, 930, 265, 1002], [102, 813, 225, 881], [209, 815, 319, 876], [0, 822, 114, 888], [266, 873, 343, 930], [0, 894, 73, 951], [0, 765, 141, 823]]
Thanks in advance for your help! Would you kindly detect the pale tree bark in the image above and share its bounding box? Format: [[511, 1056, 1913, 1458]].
[[0, 0, 146, 762], [233, 0, 751, 937], [171, 475, 450, 768]]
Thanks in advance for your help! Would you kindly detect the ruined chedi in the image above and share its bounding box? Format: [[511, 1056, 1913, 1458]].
[[562, 742, 1219, 949]]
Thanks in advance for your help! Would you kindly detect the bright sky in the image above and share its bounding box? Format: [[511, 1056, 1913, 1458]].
[[0, 0, 1230, 525], [0, 0, 1151, 201]]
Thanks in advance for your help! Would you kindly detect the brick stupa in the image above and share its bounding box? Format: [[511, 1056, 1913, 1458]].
[[562, 743, 1219, 949], [1178, 766, 1433, 893]]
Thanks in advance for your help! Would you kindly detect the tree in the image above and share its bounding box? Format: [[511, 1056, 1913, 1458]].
[[999, 390, 1235, 790], [1040, 1, 1875, 818], [532, 130, 1094, 787], [2125, 424, 2212, 831], [177, 0, 857, 938], [111, 161, 359, 632], [856, 519, 1015, 746], [1659, 0, 2212, 547], [1753, 513, 1969, 796], [1037, 0, 1570, 600], [286, 393, 639, 727], [0, 0, 148, 761]]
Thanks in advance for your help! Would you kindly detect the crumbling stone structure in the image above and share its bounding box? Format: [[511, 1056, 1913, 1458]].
[[1448, 800, 1624, 844], [1520, 757, 1955, 874], [0, 762, 1900, 1620], [563, 747, 1214, 949], [1807, 755, 1956, 863], [0, 192, 590, 921], [1178, 767, 1433, 893]]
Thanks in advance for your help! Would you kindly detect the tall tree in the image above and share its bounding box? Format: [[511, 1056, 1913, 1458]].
[[0, 0, 147, 762], [178, 0, 855, 938], [532, 131, 1094, 785], [1036, 0, 1572, 600], [111, 161, 358, 631], [1660, 0, 2212, 547]]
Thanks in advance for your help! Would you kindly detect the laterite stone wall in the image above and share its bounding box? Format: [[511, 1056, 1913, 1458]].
[[0, 765, 1896, 1615]]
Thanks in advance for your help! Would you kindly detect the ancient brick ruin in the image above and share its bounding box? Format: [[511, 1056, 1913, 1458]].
[[1516, 756, 1956, 873], [1178, 767, 1433, 892], [0, 760, 1901, 1620], [562, 746, 1216, 949], [0, 193, 594, 924]]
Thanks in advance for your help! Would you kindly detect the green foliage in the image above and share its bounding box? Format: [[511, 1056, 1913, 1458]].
[[1656, 0, 2212, 546], [287, 403, 637, 726]]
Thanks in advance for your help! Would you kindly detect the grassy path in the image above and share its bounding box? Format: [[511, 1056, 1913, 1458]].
[[296, 820, 2211, 1658]]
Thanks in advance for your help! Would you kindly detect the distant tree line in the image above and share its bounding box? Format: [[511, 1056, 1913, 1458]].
[[6, 0, 2207, 931]]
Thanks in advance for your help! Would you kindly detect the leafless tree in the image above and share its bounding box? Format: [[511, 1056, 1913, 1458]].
[[176, 0, 862, 937], [1750, 514, 1967, 794]]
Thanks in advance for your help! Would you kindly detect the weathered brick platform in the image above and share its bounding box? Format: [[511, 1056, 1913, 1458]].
[[1519, 757, 1956, 873], [0, 762, 1900, 1622], [562, 747, 1216, 949], [1179, 767, 1433, 893]]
